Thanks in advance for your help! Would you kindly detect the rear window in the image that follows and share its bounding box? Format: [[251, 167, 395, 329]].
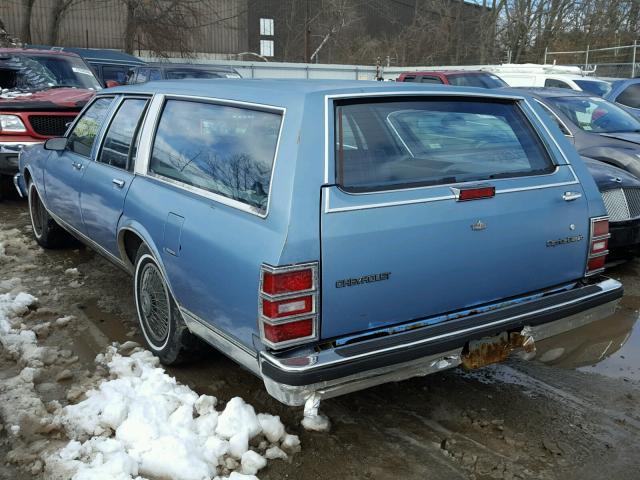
[[149, 99, 282, 213], [335, 98, 554, 192], [574, 79, 611, 97], [448, 74, 507, 89]]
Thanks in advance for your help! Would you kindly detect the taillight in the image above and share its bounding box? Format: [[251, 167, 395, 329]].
[[452, 185, 495, 201], [259, 262, 318, 349], [586, 217, 610, 276]]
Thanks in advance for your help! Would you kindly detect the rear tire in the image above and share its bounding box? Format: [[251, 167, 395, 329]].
[[133, 245, 202, 365], [28, 181, 74, 249]]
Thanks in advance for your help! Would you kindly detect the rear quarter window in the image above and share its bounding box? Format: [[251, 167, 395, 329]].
[[149, 99, 282, 213], [335, 97, 554, 192]]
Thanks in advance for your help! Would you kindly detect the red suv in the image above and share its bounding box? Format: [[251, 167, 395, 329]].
[[396, 70, 507, 88], [0, 49, 100, 197]]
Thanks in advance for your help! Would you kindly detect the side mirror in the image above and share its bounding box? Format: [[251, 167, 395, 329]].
[[105, 80, 120, 88], [44, 137, 68, 151]]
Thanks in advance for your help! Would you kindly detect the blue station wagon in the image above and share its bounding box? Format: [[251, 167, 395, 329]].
[[15, 80, 623, 411]]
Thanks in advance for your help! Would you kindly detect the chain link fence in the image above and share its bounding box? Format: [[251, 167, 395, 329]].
[[544, 43, 638, 79]]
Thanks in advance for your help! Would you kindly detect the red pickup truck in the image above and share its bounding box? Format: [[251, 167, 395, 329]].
[[0, 48, 99, 198]]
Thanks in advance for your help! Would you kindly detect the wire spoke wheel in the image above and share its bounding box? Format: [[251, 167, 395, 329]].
[[138, 262, 171, 346]]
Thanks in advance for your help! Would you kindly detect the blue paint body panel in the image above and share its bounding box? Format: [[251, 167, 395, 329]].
[[18, 79, 609, 352]]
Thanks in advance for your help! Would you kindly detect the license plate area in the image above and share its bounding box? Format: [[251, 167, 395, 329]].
[[461, 328, 536, 369]]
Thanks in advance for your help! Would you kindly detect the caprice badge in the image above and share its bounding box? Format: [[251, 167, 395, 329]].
[[471, 220, 487, 231], [546, 235, 584, 247]]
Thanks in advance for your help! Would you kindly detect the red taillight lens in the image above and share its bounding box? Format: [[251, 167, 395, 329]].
[[262, 269, 313, 295], [586, 217, 610, 276], [259, 263, 318, 349], [587, 255, 606, 272], [262, 295, 313, 319], [592, 219, 609, 237], [456, 186, 495, 201], [263, 318, 314, 343]]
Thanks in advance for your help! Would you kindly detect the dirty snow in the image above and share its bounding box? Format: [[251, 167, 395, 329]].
[[46, 346, 298, 480], [0, 289, 298, 480]]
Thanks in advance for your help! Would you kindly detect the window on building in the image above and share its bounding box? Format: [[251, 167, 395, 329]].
[[260, 18, 274, 36], [260, 40, 274, 57]]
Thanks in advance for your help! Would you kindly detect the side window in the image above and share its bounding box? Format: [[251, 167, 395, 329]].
[[617, 84, 640, 109], [136, 68, 150, 83], [545, 78, 571, 89], [402, 76, 416, 82], [98, 98, 148, 170], [149, 100, 282, 213], [67, 97, 113, 157], [102, 66, 128, 84], [420, 76, 443, 84], [149, 69, 162, 81]]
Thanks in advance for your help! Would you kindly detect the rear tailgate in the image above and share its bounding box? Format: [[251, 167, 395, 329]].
[[320, 95, 589, 340]]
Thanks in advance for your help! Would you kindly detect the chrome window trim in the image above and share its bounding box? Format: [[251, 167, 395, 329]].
[[323, 90, 529, 185], [136, 93, 285, 219], [95, 94, 152, 171], [323, 172, 580, 213], [64, 95, 117, 158], [533, 98, 574, 138], [324, 92, 576, 201]]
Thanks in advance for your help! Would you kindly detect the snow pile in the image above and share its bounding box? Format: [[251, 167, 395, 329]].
[[49, 346, 299, 480], [0, 291, 60, 458], [0, 291, 42, 365]]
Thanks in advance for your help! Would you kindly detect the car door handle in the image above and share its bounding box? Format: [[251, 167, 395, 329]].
[[71, 161, 83, 171], [562, 191, 582, 201], [112, 179, 126, 188]]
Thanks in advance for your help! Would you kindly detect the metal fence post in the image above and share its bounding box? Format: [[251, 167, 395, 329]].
[[585, 45, 589, 71], [543, 47, 548, 65], [633, 40, 637, 78]]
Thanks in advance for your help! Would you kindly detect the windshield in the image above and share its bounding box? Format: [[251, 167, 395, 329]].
[[0, 53, 101, 91], [549, 96, 640, 133], [335, 99, 554, 192], [574, 79, 611, 97], [165, 68, 239, 80], [448, 73, 508, 89]]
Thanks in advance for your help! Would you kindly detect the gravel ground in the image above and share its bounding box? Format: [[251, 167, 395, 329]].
[[1, 198, 639, 480]]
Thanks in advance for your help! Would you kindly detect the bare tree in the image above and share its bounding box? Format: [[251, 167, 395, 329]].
[[20, 0, 35, 44], [48, 0, 83, 45]]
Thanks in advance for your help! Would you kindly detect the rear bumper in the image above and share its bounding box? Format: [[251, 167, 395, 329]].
[[259, 277, 623, 405]]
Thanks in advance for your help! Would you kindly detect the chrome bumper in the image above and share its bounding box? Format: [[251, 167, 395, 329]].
[[259, 277, 622, 406], [13, 173, 26, 198]]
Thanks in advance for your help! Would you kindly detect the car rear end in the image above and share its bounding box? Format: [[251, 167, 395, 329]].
[[257, 87, 623, 406], [584, 157, 640, 260]]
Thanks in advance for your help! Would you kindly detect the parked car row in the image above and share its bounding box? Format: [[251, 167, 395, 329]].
[[14, 80, 623, 409]]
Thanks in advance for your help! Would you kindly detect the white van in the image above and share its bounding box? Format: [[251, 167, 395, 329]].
[[482, 64, 612, 96]]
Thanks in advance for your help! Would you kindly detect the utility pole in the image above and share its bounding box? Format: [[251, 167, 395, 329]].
[[304, 0, 311, 63]]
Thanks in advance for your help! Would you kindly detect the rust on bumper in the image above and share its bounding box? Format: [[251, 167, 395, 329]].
[[461, 329, 536, 370]]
